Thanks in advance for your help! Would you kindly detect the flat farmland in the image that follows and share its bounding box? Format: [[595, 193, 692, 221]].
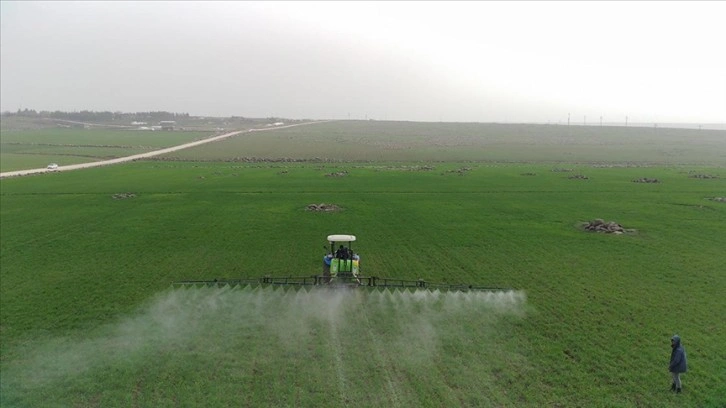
[[2, 157, 725, 407], [0, 128, 213, 172], [162, 120, 726, 165], [1, 121, 725, 407]]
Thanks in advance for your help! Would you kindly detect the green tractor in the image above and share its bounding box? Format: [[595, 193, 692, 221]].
[[174, 233, 509, 292], [322, 234, 361, 285]]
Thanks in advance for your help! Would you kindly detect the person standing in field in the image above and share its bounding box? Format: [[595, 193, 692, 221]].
[[669, 334, 687, 393]]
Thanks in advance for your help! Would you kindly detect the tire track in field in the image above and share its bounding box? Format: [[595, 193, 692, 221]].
[[359, 294, 402, 408], [328, 316, 349, 407]]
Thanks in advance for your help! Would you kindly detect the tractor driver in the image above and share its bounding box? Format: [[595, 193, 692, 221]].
[[336, 245, 350, 260]]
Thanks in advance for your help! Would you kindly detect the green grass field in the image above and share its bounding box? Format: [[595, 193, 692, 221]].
[[0, 128, 213, 172], [163, 121, 726, 165], [1, 122, 725, 407]]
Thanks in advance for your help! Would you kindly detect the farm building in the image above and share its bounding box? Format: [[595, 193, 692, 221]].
[[159, 121, 176, 130]]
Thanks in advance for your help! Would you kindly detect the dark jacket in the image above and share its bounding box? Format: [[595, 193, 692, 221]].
[[335, 246, 350, 259], [669, 335, 687, 373]]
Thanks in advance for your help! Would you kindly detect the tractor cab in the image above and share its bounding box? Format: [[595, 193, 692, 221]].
[[322, 234, 360, 284]]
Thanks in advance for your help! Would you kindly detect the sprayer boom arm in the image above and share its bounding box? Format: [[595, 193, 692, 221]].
[[172, 275, 509, 292]]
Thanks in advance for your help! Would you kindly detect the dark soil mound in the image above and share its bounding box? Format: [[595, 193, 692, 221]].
[[582, 219, 633, 234], [306, 203, 341, 212]]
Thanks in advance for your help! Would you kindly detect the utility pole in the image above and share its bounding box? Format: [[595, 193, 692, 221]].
[[567, 113, 570, 126]]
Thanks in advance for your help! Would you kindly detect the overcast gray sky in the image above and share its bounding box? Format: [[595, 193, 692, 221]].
[[1, 1, 724, 123]]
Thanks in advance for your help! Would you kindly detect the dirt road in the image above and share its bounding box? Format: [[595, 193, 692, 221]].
[[0, 121, 326, 179]]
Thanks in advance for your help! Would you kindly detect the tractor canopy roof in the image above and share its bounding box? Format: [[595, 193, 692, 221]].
[[327, 234, 356, 243]]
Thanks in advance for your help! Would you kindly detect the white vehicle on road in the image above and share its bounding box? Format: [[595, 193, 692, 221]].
[[47, 163, 59, 170]]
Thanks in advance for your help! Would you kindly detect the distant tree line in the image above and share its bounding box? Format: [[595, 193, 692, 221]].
[[3, 109, 190, 122]]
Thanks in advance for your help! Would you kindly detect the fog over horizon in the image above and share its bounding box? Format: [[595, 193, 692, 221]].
[[1, 1, 725, 125]]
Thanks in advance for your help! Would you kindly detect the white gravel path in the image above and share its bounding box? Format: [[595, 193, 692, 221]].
[[0, 121, 326, 179]]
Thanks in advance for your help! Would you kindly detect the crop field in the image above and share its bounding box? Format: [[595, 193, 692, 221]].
[[0, 128, 213, 172], [162, 120, 726, 165], [1, 121, 725, 407]]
